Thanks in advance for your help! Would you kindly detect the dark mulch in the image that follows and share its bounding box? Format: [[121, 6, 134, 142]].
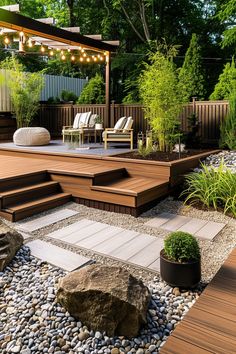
[[114, 149, 213, 162]]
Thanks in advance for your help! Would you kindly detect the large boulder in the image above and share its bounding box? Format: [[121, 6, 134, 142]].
[[57, 265, 151, 337], [0, 229, 23, 271]]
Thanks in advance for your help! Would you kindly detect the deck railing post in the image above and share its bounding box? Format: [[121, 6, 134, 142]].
[[111, 100, 115, 128]]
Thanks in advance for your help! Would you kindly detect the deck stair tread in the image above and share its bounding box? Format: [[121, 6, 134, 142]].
[[92, 177, 169, 196], [3, 193, 71, 213], [0, 181, 59, 197]]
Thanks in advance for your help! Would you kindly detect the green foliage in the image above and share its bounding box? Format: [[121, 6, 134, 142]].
[[164, 231, 200, 263], [0, 57, 44, 128], [178, 34, 206, 102], [220, 92, 236, 149], [210, 59, 236, 100], [182, 162, 236, 217], [47, 96, 60, 104], [138, 47, 183, 152], [77, 74, 105, 104], [95, 116, 103, 124], [61, 90, 78, 103], [217, 0, 236, 48]]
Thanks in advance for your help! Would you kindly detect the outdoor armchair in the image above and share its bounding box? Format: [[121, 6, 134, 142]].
[[62, 112, 98, 143], [103, 116, 133, 150]]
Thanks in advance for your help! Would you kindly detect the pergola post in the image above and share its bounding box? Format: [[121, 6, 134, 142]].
[[105, 51, 111, 127]]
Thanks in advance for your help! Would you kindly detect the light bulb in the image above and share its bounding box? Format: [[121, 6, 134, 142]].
[[4, 37, 9, 44], [41, 46, 45, 53], [28, 38, 33, 47], [19, 31, 24, 37], [67, 49, 71, 52], [83, 53, 86, 57], [49, 50, 54, 56], [71, 55, 75, 61], [86, 57, 90, 62], [61, 54, 66, 60], [79, 57, 84, 62]]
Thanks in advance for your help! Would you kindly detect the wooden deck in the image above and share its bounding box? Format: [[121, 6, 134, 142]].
[[0, 148, 219, 221], [160, 248, 236, 354], [0, 152, 170, 220]]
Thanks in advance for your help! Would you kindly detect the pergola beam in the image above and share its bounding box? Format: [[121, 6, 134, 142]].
[[0, 8, 117, 52]]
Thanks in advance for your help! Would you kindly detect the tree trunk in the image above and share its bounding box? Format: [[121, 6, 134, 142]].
[[67, 0, 76, 27]]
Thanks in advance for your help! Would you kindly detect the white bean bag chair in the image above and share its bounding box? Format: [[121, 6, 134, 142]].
[[13, 127, 51, 146]]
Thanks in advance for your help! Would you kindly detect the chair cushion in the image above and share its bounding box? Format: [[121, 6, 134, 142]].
[[73, 113, 82, 129], [114, 117, 127, 131], [106, 134, 130, 138], [79, 111, 92, 128], [88, 114, 98, 127], [123, 116, 133, 131]]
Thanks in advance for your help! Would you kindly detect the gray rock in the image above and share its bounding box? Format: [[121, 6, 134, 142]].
[[57, 265, 150, 337], [0, 230, 23, 271]]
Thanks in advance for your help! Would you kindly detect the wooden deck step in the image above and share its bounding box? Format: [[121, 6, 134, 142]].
[[0, 171, 48, 192], [0, 181, 60, 208], [91, 177, 169, 196], [0, 193, 71, 222]]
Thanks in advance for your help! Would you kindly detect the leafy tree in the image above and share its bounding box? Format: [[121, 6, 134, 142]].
[[178, 33, 206, 102], [138, 46, 184, 152], [210, 59, 236, 100], [220, 91, 236, 149], [0, 57, 44, 128], [77, 73, 105, 104], [217, 0, 236, 48]]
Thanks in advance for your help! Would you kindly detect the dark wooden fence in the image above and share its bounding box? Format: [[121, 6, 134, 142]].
[[38, 99, 229, 145]]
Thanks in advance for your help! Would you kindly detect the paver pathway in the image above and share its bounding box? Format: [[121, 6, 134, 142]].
[[145, 213, 226, 240], [27, 239, 92, 271], [16, 209, 79, 232], [46, 219, 164, 272]]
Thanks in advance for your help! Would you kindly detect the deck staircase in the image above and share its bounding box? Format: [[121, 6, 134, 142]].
[[0, 171, 71, 222]]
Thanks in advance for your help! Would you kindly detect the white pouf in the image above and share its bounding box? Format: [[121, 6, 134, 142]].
[[13, 127, 51, 146]]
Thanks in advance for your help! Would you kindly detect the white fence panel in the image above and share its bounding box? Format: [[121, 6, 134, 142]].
[[0, 69, 88, 112]]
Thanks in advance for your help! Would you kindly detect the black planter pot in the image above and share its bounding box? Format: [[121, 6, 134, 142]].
[[160, 249, 201, 288]]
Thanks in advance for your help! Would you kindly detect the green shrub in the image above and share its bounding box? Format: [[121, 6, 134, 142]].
[[0, 57, 44, 128], [220, 91, 236, 149], [182, 162, 236, 217], [77, 74, 105, 104], [178, 33, 206, 102], [47, 96, 60, 104], [164, 231, 200, 263], [61, 90, 78, 103], [210, 59, 236, 100]]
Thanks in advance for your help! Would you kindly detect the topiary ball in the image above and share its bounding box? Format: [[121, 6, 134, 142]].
[[164, 231, 200, 263]]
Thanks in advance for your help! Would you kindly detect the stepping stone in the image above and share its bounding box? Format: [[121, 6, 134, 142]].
[[145, 212, 175, 228], [26, 240, 92, 271], [148, 259, 160, 272], [178, 218, 208, 234], [16, 209, 79, 232], [195, 221, 226, 240], [127, 238, 164, 267], [161, 215, 191, 232]]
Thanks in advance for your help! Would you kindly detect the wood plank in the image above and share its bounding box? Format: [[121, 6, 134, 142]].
[[160, 336, 212, 354]]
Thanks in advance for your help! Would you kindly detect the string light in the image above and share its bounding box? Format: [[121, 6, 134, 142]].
[[71, 55, 75, 61], [28, 38, 33, 47], [19, 31, 24, 37], [4, 37, 10, 45], [86, 57, 90, 62], [81, 48, 85, 53], [40, 45, 45, 53], [56, 48, 60, 51], [61, 54, 66, 60], [93, 57, 97, 62], [79, 57, 84, 62], [83, 53, 86, 57], [67, 48, 71, 52], [49, 50, 54, 56]]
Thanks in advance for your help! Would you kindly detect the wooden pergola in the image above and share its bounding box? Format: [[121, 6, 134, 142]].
[[0, 7, 119, 124]]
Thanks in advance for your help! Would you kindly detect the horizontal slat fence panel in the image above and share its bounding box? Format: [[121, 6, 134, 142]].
[[38, 100, 229, 145]]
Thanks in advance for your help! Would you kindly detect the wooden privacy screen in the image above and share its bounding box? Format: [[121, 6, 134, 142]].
[[38, 100, 229, 145]]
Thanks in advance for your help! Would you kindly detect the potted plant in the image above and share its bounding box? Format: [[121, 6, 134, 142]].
[[160, 231, 201, 288], [95, 116, 103, 130]]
